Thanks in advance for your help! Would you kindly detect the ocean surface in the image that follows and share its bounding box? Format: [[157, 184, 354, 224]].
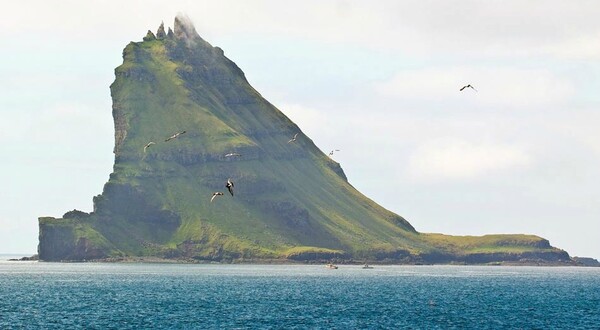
[[1, 255, 599, 329]]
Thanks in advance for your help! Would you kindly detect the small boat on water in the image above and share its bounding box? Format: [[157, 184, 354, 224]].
[[362, 264, 373, 269], [326, 263, 338, 269]]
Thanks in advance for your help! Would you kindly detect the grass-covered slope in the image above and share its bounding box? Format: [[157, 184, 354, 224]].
[[38, 17, 570, 264]]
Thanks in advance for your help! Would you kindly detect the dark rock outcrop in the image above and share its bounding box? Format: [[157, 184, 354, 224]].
[[572, 256, 600, 267], [156, 22, 166, 39]]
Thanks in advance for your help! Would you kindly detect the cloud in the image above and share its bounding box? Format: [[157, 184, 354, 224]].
[[187, 1, 600, 61], [278, 103, 327, 126], [375, 66, 576, 109], [541, 32, 600, 61], [0, 216, 13, 228], [3, 1, 600, 61], [2, 0, 600, 258], [406, 138, 532, 182], [542, 107, 600, 157], [277, 103, 342, 153]]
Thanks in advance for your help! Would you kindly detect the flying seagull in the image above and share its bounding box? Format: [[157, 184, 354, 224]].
[[210, 192, 224, 203], [460, 84, 477, 92], [288, 133, 299, 143], [143, 142, 156, 153], [225, 152, 242, 157], [226, 178, 234, 196], [165, 130, 186, 142], [328, 149, 340, 157]]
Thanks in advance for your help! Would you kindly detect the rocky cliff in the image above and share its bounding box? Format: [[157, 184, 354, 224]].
[[38, 16, 571, 264]]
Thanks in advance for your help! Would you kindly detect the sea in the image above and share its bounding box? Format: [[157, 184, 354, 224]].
[[1, 255, 599, 329]]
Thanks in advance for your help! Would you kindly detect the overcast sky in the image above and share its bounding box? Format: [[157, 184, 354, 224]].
[[1, 1, 599, 258]]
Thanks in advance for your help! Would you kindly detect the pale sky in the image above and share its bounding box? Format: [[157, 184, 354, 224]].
[[1, 1, 599, 258]]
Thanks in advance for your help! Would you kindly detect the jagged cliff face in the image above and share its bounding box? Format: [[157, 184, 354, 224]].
[[38, 16, 571, 263]]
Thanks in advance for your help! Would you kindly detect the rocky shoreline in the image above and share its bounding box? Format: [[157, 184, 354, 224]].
[[8, 254, 599, 267]]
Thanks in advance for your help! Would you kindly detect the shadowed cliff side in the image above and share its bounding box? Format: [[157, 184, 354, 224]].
[[38, 16, 571, 264]]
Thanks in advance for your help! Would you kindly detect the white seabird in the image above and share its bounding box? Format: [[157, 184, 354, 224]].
[[143, 142, 156, 153], [211, 192, 224, 203], [165, 130, 186, 142], [288, 133, 299, 143], [226, 178, 234, 196]]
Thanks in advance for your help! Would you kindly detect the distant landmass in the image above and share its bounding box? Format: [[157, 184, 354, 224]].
[[37, 16, 576, 264]]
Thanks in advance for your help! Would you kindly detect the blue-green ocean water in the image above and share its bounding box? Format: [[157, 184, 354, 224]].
[[1, 257, 599, 329]]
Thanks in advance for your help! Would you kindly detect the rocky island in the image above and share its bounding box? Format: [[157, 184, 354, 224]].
[[38, 16, 574, 264]]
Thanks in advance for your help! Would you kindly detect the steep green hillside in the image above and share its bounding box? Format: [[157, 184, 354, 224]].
[[38, 17, 571, 264]]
